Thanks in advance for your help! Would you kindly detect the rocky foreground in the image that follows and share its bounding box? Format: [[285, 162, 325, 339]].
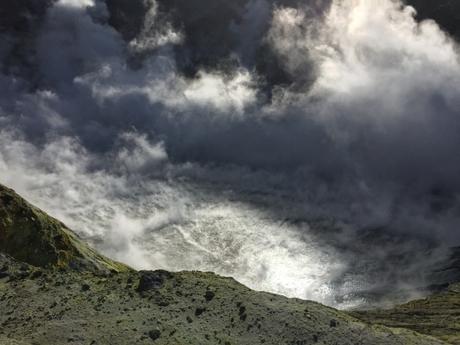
[[0, 184, 458, 344]]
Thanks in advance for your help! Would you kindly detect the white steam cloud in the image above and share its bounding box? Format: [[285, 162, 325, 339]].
[[0, 0, 459, 308]]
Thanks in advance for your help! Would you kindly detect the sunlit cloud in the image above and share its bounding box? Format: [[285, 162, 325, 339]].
[[0, 0, 459, 309]]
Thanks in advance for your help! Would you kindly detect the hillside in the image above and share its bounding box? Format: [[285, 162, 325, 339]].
[[0, 184, 129, 273], [0, 184, 450, 344], [352, 283, 460, 345]]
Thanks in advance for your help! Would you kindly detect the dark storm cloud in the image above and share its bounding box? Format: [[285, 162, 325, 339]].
[[1, 0, 460, 229], [1, 0, 460, 232]]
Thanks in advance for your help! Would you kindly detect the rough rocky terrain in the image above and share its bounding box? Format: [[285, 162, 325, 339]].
[[0, 184, 453, 344], [352, 283, 460, 345], [0, 185, 129, 273]]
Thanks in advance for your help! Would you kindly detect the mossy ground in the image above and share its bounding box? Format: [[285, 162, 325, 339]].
[[351, 283, 460, 345], [0, 254, 447, 345], [0, 184, 129, 273]]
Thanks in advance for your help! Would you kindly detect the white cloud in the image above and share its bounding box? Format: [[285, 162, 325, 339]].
[[1, 0, 460, 309], [184, 70, 257, 114]]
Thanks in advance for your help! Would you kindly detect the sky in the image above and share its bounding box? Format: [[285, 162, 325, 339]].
[[0, 0, 460, 308]]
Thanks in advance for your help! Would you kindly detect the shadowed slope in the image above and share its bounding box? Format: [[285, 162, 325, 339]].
[[352, 283, 460, 344], [0, 184, 130, 272]]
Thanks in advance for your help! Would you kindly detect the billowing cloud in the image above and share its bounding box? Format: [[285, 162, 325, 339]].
[[0, 0, 459, 308]]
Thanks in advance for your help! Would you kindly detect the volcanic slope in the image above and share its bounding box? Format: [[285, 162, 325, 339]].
[[352, 282, 460, 345], [0, 183, 450, 345]]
